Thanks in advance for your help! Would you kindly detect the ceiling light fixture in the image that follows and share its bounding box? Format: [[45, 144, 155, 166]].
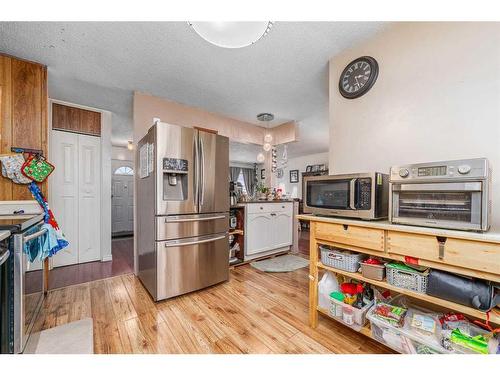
[[127, 141, 134, 151], [188, 22, 274, 49]]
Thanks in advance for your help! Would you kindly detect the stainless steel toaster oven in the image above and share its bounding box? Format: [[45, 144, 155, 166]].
[[389, 158, 491, 232]]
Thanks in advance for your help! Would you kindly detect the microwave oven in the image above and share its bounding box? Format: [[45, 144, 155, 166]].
[[303, 172, 389, 220], [389, 158, 491, 232]]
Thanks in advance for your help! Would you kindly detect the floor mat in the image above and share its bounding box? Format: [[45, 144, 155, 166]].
[[24, 318, 94, 354], [250, 254, 309, 273]]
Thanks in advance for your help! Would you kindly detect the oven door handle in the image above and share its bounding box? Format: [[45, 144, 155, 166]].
[[0, 248, 10, 266], [393, 182, 482, 192], [23, 228, 48, 243], [349, 179, 357, 210]]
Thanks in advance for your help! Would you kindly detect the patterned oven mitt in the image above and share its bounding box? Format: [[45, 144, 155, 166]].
[[0, 154, 32, 184], [21, 154, 55, 183]]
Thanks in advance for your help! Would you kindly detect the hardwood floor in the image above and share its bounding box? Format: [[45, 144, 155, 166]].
[[36, 261, 391, 354], [48, 237, 134, 290]]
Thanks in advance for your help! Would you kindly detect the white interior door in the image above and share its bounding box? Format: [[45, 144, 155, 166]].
[[78, 134, 101, 263], [112, 161, 134, 234], [50, 130, 79, 268]]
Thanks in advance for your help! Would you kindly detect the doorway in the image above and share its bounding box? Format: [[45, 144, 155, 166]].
[[112, 160, 134, 237]]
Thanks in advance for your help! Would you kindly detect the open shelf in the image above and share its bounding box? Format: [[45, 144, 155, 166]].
[[317, 262, 500, 325], [317, 306, 372, 338]]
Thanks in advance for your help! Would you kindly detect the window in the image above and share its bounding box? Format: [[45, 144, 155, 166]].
[[114, 166, 134, 176], [236, 170, 248, 194]]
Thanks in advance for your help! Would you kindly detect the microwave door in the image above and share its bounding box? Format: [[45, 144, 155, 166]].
[[306, 179, 351, 210]]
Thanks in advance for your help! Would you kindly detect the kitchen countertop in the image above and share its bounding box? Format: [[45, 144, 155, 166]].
[[296, 214, 500, 244], [0, 230, 11, 241]]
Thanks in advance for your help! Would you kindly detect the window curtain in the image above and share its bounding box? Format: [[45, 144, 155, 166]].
[[229, 167, 241, 182], [241, 168, 256, 196]]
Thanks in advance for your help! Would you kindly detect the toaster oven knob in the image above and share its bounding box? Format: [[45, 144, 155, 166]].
[[399, 168, 410, 178], [458, 164, 471, 174]]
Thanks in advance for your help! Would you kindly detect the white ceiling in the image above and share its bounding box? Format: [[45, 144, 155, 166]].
[[0, 22, 388, 158]]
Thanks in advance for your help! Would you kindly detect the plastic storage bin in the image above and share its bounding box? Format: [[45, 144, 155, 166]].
[[329, 296, 374, 332], [386, 263, 429, 293], [320, 245, 367, 272], [367, 299, 450, 354], [360, 262, 385, 281]]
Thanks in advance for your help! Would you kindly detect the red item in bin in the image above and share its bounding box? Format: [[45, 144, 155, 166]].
[[363, 258, 383, 265]]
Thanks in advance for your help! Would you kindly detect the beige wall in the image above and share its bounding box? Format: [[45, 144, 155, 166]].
[[329, 22, 500, 228], [112, 145, 134, 161], [133, 92, 296, 145], [276, 151, 329, 199]]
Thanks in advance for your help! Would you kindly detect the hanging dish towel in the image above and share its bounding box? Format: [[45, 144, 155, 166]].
[[0, 154, 32, 184], [28, 182, 69, 258], [39, 223, 68, 260], [23, 225, 44, 262]]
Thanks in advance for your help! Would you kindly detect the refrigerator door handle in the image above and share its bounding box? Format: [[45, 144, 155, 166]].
[[193, 134, 199, 207], [164, 214, 226, 223], [164, 233, 227, 247], [199, 135, 205, 205]]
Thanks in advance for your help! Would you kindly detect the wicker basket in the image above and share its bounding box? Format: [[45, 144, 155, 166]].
[[320, 245, 367, 272], [386, 263, 429, 293]]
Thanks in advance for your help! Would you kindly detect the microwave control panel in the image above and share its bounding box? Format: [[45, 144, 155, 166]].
[[356, 178, 372, 209]]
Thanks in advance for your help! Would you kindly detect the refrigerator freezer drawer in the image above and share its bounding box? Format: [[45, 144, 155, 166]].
[[156, 213, 229, 241], [156, 233, 229, 300]]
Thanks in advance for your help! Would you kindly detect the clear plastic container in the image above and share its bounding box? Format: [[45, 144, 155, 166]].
[[329, 296, 374, 332], [367, 296, 451, 354]]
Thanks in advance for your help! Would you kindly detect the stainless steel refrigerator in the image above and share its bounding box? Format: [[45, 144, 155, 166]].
[[136, 122, 229, 301]]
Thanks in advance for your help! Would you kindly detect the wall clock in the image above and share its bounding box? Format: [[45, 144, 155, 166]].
[[339, 56, 379, 99]]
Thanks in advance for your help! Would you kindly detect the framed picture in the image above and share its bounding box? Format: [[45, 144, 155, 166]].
[[306, 165, 313, 172], [261, 169, 266, 180], [290, 169, 299, 183]]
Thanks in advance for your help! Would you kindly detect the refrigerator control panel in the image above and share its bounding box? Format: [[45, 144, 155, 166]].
[[163, 158, 188, 173]]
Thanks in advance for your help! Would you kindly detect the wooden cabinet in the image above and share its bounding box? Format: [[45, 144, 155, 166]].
[[387, 230, 500, 275], [52, 102, 101, 136], [314, 222, 385, 252], [244, 202, 293, 260], [0, 54, 48, 199]]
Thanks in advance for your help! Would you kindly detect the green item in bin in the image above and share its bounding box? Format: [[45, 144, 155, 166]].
[[330, 291, 345, 302]]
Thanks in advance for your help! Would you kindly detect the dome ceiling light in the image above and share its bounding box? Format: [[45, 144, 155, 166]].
[[188, 22, 274, 49]]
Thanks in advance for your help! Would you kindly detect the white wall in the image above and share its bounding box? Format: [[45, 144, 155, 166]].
[[329, 22, 500, 228], [276, 152, 329, 199], [112, 145, 134, 161]]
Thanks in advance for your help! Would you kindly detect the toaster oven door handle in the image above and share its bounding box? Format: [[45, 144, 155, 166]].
[[349, 179, 356, 210], [393, 182, 482, 192]]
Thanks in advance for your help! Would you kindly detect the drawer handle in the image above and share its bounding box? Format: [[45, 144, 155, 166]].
[[436, 236, 447, 259], [342, 224, 348, 231], [260, 206, 263, 210]]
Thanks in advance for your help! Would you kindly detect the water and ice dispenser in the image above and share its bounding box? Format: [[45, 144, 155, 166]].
[[163, 158, 188, 201]]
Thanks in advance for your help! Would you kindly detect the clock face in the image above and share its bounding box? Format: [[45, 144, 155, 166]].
[[339, 56, 379, 99]]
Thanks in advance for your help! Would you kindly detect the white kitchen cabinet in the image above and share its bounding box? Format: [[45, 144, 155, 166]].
[[244, 202, 293, 260]]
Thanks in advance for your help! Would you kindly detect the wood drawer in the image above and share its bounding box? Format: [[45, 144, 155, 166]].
[[246, 202, 292, 214], [386, 231, 500, 275], [314, 222, 384, 252]]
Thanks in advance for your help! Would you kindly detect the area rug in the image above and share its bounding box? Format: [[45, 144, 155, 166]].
[[250, 254, 309, 273], [24, 318, 94, 354]]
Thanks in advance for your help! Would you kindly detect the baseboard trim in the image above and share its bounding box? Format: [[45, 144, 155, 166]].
[[101, 255, 113, 262]]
